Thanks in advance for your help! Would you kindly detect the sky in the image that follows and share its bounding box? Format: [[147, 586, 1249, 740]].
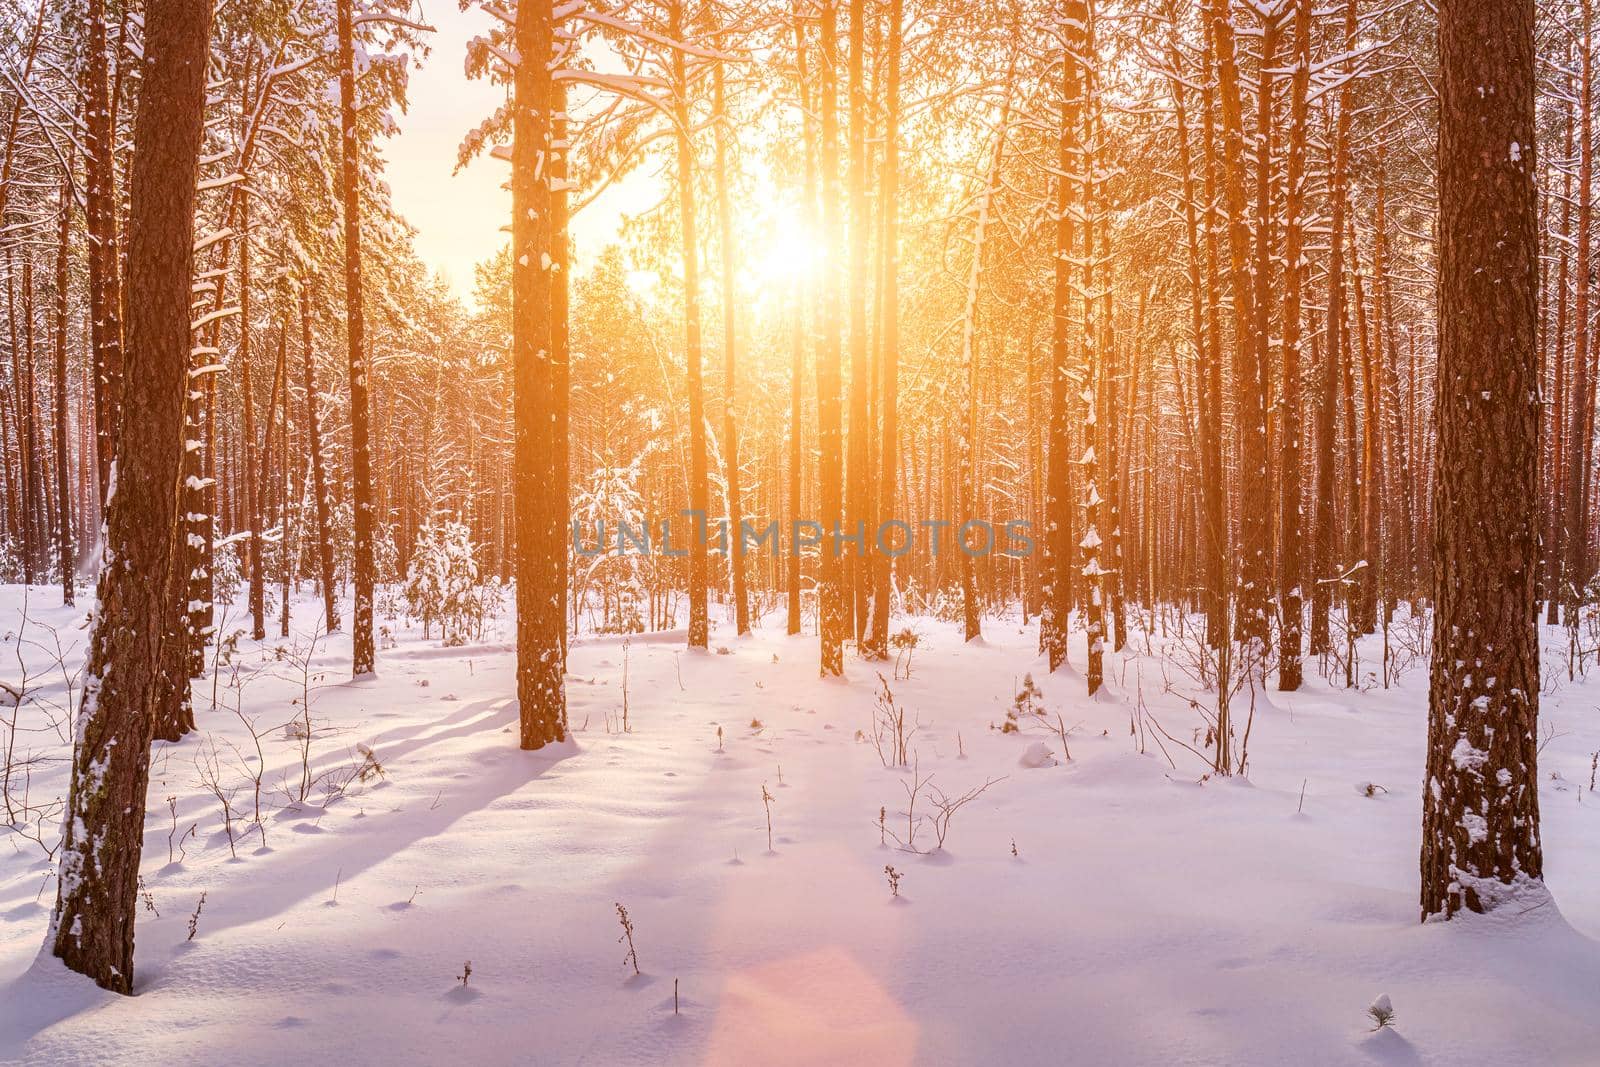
[[383, 2, 656, 308]]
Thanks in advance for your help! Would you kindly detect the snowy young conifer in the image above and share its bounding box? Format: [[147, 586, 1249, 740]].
[[403, 516, 483, 646]]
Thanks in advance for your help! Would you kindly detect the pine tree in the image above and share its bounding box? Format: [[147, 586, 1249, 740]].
[[712, 58, 750, 637], [673, 0, 710, 651], [339, 0, 378, 677], [300, 285, 339, 633], [816, 0, 847, 676], [83, 0, 122, 504], [1040, 0, 1086, 673], [865, 0, 904, 660], [49, 0, 212, 992], [511, 0, 567, 748], [1421, 0, 1543, 920]]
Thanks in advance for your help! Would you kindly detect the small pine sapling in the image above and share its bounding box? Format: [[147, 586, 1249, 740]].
[[616, 902, 640, 975], [1367, 993, 1395, 1031], [402, 516, 484, 645], [891, 627, 920, 679], [1013, 673, 1044, 718]]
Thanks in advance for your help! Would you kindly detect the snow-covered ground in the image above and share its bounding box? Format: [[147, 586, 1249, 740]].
[[2, 584, 1599, 1064]]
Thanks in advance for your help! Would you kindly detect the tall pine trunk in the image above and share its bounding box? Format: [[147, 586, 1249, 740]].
[[1040, 0, 1085, 672], [817, 0, 847, 676], [83, 0, 123, 506], [49, 0, 212, 991], [301, 286, 339, 632], [671, 0, 710, 651], [338, 0, 377, 676], [1312, 0, 1355, 656], [1277, 0, 1310, 689], [1209, 0, 1269, 646], [511, 0, 566, 747], [845, 0, 872, 646], [1423, 0, 1543, 919], [712, 62, 749, 637], [54, 177, 73, 604], [865, 0, 902, 659]]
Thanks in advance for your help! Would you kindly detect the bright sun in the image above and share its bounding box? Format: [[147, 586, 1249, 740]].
[[622, 200, 820, 303], [744, 205, 821, 291]]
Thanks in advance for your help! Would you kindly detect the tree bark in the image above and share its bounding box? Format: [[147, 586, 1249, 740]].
[[1277, 0, 1310, 689], [712, 61, 749, 637], [1312, 1, 1355, 656], [671, 0, 710, 651], [511, 0, 567, 747], [82, 0, 123, 506], [1208, 0, 1269, 646], [338, 0, 377, 676], [866, 0, 903, 659], [816, 0, 846, 676], [1422, 0, 1544, 920], [1041, 0, 1085, 672], [55, 177, 73, 604], [49, 0, 211, 992], [301, 286, 339, 632], [846, 0, 872, 647]]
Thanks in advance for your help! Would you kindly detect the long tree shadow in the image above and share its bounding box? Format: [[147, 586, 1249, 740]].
[[0, 697, 575, 1049]]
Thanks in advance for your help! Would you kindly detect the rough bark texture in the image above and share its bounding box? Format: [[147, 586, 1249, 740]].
[[83, 0, 123, 504], [671, 0, 709, 652], [1566, 0, 1595, 612], [845, 0, 871, 647], [1311, 0, 1355, 656], [712, 62, 749, 637], [1208, 0, 1269, 646], [301, 286, 339, 633], [338, 0, 376, 677], [1039, 0, 1084, 673], [788, 8, 814, 639], [49, 0, 211, 992], [866, 0, 903, 660], [1422, 0, 1544, 920], [1277, 0, 1310, 690], [816, 0, 846, 676], [511, 0, 567, 748], [54, 177, 73, 605]]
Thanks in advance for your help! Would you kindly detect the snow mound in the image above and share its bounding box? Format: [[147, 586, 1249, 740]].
[[1018, 741, 1057, 768]]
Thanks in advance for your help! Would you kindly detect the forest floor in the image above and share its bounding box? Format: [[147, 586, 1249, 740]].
[[1, 585, 1600, 1064]]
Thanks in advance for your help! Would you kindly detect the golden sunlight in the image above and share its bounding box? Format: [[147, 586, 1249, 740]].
[[743, 205, 822, 292]]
